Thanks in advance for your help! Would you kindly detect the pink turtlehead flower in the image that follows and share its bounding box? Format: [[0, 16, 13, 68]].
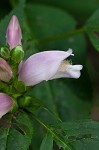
[[0, 93, 13, 118], [0, 57, 12, 82], [18, 49, 83, 86], [6, 15, 22, 50]]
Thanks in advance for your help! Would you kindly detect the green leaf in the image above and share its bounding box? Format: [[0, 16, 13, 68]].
[[55, 119, 99, 139], [27, 82, 61, 124], [25, 95, 61, 122], [54, 119, 99, 150], [25, 4, 76, 40], [30, 113, 72, 150], [40, 132, 53, 150], [0, 0, 26, 46], [28, 0, 99, 22], [85, 8, 99, 51], [25, 96, 44, 112], [0, 111, 33, 150], [51, 80, 91, 121], [53, 132, 72, 150]]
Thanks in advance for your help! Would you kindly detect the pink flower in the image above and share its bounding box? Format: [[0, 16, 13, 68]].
[[0, 57, 12, 82], [6, 15, 22, 50], [18, 49, 83, 86], [5, 15, 83, 87], [0, 93, 13, 118]]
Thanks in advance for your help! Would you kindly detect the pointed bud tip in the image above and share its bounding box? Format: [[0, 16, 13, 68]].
[[12, 15, 18, 19], [10, 15, 18, 22], [7, 15, 19, 30], [6, 15, 22, 50]]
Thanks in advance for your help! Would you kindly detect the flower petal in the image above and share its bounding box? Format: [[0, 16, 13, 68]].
[[50, 62, 83, 79], [0, 57, 12, 82], [18, 49, 73, 86], [6, 15, 22, 50], [0, 93, 13, 118]]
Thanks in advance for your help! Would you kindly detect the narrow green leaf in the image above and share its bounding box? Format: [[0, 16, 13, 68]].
[[40, 132, 53, 150]]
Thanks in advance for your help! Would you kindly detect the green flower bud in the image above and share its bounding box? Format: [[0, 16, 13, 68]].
[[18, 96, 31, 108], [14, 79, 27, 93], [5, 84, 21, 98], [10, 98, 18, 113], [10, 46, 24, 63], [0, 47, 10, 59]]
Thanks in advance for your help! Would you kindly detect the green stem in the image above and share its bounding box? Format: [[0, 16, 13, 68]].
[[39, 27, 85, 44], [30, 113, 71, 150]]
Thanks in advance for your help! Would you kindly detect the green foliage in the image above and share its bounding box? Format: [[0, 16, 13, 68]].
[[0, 0, 99, 150], [28, 0, 99, 23], [54, 119, 99, 150], [25, 94, 61, 122], [40, 132, 53, 150], [85, 8, 99, 51], [25, 4, 86, 56], [0, 111, 33, 150], [25, 4, 76, 40], [30, 114, 72, 150]]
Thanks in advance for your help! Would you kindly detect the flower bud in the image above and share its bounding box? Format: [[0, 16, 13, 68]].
[[0, 57, 12, 82], [0, 46, 10, 59], [13, 78, 27, 93], [10, 98, 18, 113], [10, 46, 24, 63], [18, 96, 31, 108], [6, 15, 22, 50]]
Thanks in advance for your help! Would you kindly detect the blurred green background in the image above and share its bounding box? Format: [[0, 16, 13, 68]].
[[1, 0, 99, 23]]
